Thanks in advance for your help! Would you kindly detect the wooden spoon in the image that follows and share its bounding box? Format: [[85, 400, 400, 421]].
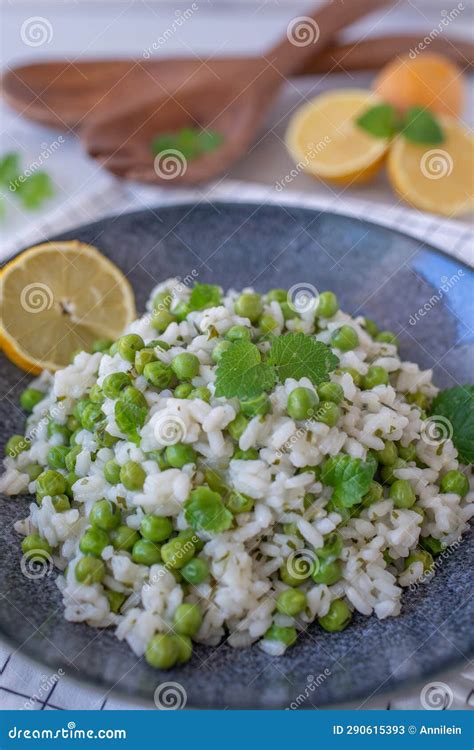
[[4, 35, 472, 132], [79, 0, 393, 185]]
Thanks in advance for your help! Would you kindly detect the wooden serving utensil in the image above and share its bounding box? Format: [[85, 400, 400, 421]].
[[3, 34, 472, 130], [78, 0, 393, 185]]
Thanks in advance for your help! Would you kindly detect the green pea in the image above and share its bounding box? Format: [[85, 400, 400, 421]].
[[65, 472, 78, 497], [380, 458, 407, 484], [173, 603, 202, 636], [227, 414, 248, 441], [46, 421, 71, 443], [211, 340, 231, 363], [259, 313, 277, 333], [317, 532, 343, 560], [105, 589, 126, 614], [317, 382, 344, 404], [171, 352, 200, 380], [140, 515, 173, 543], [318, 599, 352, 632], [174, 383, 193, 399], [264, 624, 297, 647], [117, 334, 144, 362], [51, 494, 71, 512], [226, 491, 254, 514], [19, 388, 44, 412], [419, 536, 444, 556], [362, 481, 383, 506], [440, 469, 469, 497], [110, 525, 140, 552], [233, 448, 259, 460], [145, 634, 179, 669], [280, 301, 299, 320], [363, 318, 379, 338], [69, 429, 82, 446], [180, 557, 209, 585], [188, 386, 210, 402], [173, 634, 193, 664], [90, 499, 121, 530], [92, 339, 113, 353], [405, 549, 433, 573], [89, 384, 104, 404], [47, 445, 69, 470], [120, 461, 146, 491], [316, 291, 339, 318], [161, 536, 195, 569], [315, 401, 340, 427], [21, 533, 51, 558], [96, 428, 118, 449], [276, 589, 306, 616], [36, 470, 67, 499], [143, 361, 173, 389], [235, 293, 263, 323], [66, 415, 80, 432], [148, 339, 171, 352], [172, 301, 191, 322], [375, 441, 398, 466], [266, 289, 287, 303], [73, 398, 90, 423], [405, 391, 429, 411], [152, 290, 172, 311], [5, 434, 28, 458], [80, 527, 110, 557], [225, 325, 251, 342], [287, 387, 319, 421], [103, 460, 120, 485], [363, 366, 389, 390], [24, 463, 42, 481], [312, 558, 342, 585], [109, 342, 119, 356], [340, 368, 362, 387], [135, 348, 156, 375], [121, 386, 147, 410], [75, 556, 105, 584], [165, 444, 197, 469], [146, 450, 169, 471], [178, 528, 204, 552], [376, 331, 399, 347], [240, 393, 271, 417], [390, 479, 416, 508], [279, 557, 310, 587], [102, 372, 131, 399], [132, 539, 162, 566], [397, 443, 417, 462], [151, 310, 176, 333], [81, 403, 105, 432], [331, 325, 359, 351], [64, 447, 80, 473]]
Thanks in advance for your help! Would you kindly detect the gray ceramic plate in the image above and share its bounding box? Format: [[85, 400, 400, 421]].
[[0, 202, 472, 709]]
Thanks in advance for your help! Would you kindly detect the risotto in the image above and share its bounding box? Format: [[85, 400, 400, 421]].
[[1, 279, 472, 669]]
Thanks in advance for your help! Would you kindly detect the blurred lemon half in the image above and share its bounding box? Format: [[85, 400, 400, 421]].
[[0, 241, 136, 373]]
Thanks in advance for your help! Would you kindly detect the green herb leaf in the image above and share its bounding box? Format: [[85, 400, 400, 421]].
[[402, 107, 444, 144], [321, 455, 376, 507], [184, 488, 233, 534], [151, 127, 223, 161], [0, 152, 21, 186], [188, 283, 222, 311], [115, 399, 147, 444], [268, 333, 339, 386], [214, 341, 276, 399], [16, 172, 54, 209], [431, 385, 474, 464], [356, 104, 399, 138]]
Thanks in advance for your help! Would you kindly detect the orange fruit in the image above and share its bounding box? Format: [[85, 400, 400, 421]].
[[0, 241, 136, 373], [285, 89, 390, 185], [373, 53, 464, 118], [387, 117, 474, 216]]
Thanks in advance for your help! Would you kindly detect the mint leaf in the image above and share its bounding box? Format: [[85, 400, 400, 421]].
[[184, 488, 233, 534], [214, 341, 276, 399], [16, 172, 54, 209], [189, 283, 222, 311], [151, 127, 223, 161], [322, 455, 376, 507], [356, 104, 399, 138], [268, 333, 338, 386], [0, 152, 21, 186], [402, 107, 444, 145], [431, 385, 474, 464]]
